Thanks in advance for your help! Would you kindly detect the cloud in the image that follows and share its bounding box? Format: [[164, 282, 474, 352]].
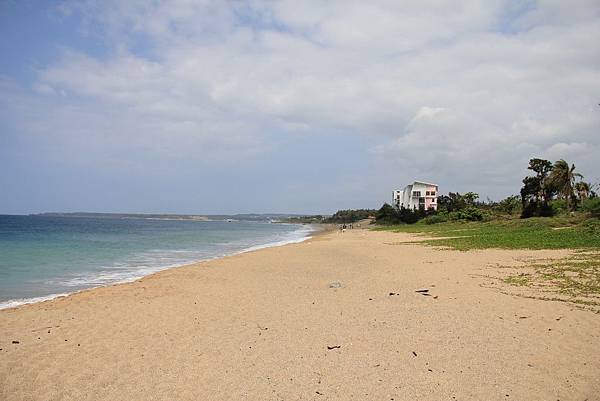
[[2, 0, 600, 212]]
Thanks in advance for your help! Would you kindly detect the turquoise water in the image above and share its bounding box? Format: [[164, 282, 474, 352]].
[[0, 215, 312, 308]]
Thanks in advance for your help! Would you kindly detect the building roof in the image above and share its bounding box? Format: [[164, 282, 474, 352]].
[[413, 180, 438, 186]]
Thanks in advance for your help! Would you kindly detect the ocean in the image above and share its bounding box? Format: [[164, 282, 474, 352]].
[[0, 214, 313, 309]]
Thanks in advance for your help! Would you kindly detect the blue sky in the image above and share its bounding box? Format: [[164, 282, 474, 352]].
[[1, 0, 599, 215]]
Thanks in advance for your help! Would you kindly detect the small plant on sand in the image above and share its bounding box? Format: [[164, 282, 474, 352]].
[[503, 274, 532, 286]]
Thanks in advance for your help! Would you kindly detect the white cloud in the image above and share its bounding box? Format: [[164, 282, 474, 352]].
[[4, 0, 600, 206]]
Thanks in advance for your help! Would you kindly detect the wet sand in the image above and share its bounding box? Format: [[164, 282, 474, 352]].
[[1, 228, 598, 400]]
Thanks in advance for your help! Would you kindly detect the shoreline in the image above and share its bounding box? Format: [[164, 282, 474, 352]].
[[2, 227, 598, 400], [0, 223, 329, 311]]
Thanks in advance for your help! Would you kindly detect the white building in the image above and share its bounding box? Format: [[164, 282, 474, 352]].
[[393, 181, 439, 211]]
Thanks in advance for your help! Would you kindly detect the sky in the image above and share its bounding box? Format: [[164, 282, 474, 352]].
[[1, 0, 599, 215]]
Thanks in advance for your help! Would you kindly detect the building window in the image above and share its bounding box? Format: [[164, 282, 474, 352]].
[[431, 191, 436, 196], [412, 191, 420, 197]]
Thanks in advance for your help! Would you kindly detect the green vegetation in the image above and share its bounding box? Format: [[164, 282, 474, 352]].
[[498, 252, 600, 312], [375, 203, 429, 224], [374, 157, 597, 226], [286, 215, 326, 224], [503, 252, 600, 298], [375, 216, 600, 250], [520, 158, 555, 217], [285, 209, 376, 224], [582, 197, 600, 218], [325, 209, 375, 224], [376, 191, 488, 225], [503, 274, 532, 286], [520, 158, 593, 217]]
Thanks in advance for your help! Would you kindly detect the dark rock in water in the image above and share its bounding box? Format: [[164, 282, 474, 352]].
[[329, 281, 343, 289]]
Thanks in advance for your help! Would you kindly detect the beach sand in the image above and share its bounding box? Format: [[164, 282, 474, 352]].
[[1, 228, 599, 400]]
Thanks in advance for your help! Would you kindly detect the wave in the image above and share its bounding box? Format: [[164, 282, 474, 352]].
[[237, 225, 314, 253], [0, 293, 70, 310], [0, 224, 316, 310]]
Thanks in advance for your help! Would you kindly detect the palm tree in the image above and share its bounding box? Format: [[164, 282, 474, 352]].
[[575, 181, 591, 201], [549, 159, 583, 211]]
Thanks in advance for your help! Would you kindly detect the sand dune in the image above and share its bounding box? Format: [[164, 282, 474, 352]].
[[1, 228, 598, 400]]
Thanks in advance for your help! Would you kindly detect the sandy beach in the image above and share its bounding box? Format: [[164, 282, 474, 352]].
[[1, 227, 599, 400]]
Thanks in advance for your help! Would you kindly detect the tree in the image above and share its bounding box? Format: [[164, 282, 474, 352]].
[[437, 192, 468, 212], [463, 192, 479, 206], [496, 195, 521, 215], [375, 203, 429, 225], [549, 159, 582, 211], [575, 181, 591, 201], [436, 195, 453, 212], [520, 158, 555, 218], [375, 203, 399, 224], [326, 209, 376, 223], [528, 158, 554, 204]]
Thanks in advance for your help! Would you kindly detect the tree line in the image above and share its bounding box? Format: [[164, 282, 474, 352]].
[[289, 157, 598, 225], [520, 158, 594, 217], [374, 157, 599, 225]]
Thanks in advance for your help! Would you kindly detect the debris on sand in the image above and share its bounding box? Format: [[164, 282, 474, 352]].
[[327, 345, 341, 350]]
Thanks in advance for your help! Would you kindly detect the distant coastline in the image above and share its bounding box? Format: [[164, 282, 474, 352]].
[[31, 212, 309, 222]]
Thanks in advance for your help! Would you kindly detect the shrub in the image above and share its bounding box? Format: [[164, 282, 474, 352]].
[[495, 195, 521, 215], [375, 203, 400, 225], [521, 202, 554, 218], [580, 219, 600, 234], [397, 206, 421, 224], [582, 197, 600, 218], [550, 199, 567, 215], [450, 206, 486, 221], [422, 213, 449, 225], [326, 209, 377, 223], [375, 204, 430, 225]]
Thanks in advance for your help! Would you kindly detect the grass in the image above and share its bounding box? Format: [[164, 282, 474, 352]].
[[504, 252, 600, 297], [500, 252, 600, 311], [503, 273, 532, 286], [374, 216, 600, 250]]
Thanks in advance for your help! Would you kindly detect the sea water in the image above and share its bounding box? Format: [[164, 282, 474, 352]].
[[0, 215, 313, 309]]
